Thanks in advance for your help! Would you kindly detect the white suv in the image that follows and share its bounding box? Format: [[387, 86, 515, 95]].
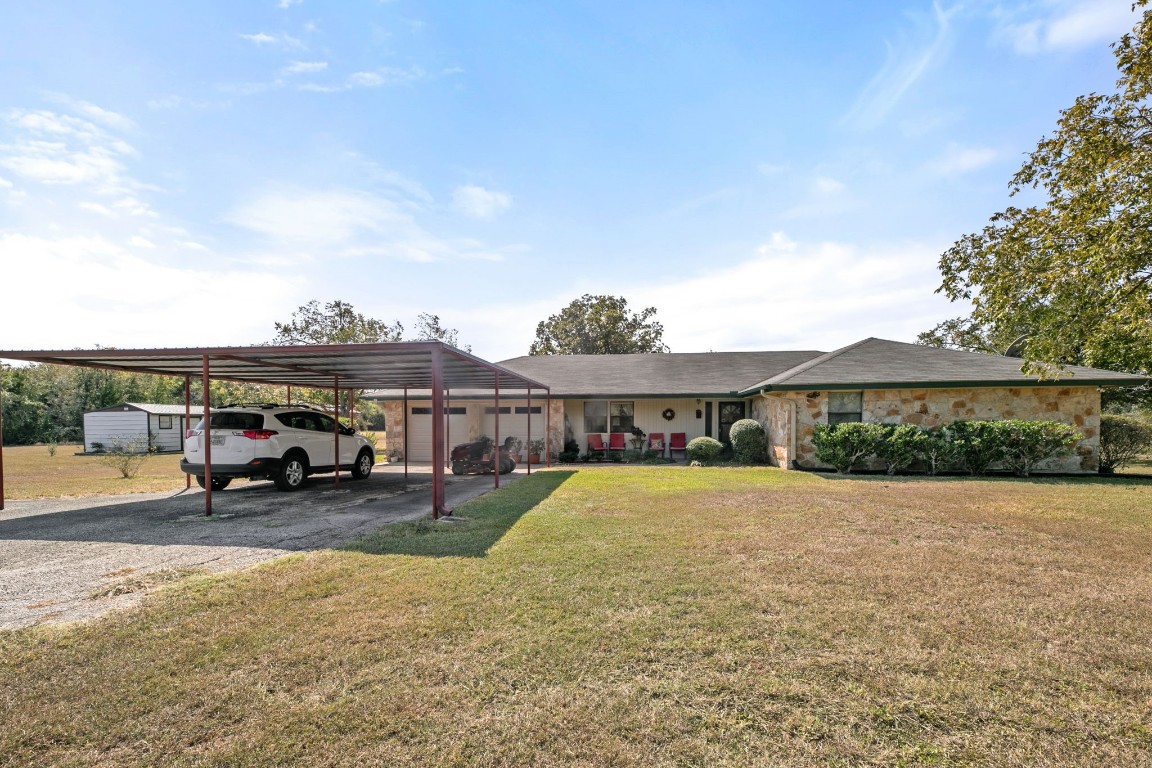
[[180, 404, 377, 492]]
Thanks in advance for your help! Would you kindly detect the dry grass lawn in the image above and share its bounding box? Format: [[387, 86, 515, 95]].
[[1, 466, 1150, 766], [1, 444, 188, 499]]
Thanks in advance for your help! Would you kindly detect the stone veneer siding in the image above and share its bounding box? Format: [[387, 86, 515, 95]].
[[755, 386, 1100, 473]]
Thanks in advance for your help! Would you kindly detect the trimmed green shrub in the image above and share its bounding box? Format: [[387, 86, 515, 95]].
[[1099, 414, 1152, 473], [875, 424, 928, 475], [728, 418, 767, 464], [686, 436, 724, 463], [812, 422, 886, 473], [999, 419, 1081, 477], [919, 428, 959, 476], [947, 420, 1008, 476]]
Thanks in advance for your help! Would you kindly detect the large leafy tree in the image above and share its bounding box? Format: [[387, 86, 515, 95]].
[[272, 300, 404, 345], [930, 2, 1152, 376], [411, 312, 471, 352], [529, 294, 669, 355]]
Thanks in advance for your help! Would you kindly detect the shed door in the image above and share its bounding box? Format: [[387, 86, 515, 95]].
[[407, 406, 468, 462]]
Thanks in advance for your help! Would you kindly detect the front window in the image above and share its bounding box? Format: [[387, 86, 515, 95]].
[[583, 401, 634, 433], [609, 402, 634, 433], [827, 392, 863, 425], [583, 401, 607, 433]]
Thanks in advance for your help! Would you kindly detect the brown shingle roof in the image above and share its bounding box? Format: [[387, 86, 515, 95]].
[[741, 338, 1149, 392], [493, 351, 824, 397]]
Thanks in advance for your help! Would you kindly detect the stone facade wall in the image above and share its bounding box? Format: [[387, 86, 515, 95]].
[[759, 386, 1100, 473], [751, 395, 789, 467], [382, 400, 405, 461]]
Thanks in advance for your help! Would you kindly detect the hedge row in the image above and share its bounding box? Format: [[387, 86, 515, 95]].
[[812, 420, 1083, 476]]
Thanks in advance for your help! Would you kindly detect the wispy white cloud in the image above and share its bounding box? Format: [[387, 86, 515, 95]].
[[282, 60, 327, 75], [240, 31, 304, 49], [452, 184, 512, 220], [226, 187, 516, 262], [993, 0, 1137, 54], [782, 173, 851, 219], [128, 235, 156, 248], [277, 0, 303, 8], [297, 66, 426, 92], [635, 232, 959, 353], [0, 109, 138, 188], [45, 95, 136, 132], [842, 3, 958, 131], [924, 143, 998, 174], [0, 233, 303, 349]]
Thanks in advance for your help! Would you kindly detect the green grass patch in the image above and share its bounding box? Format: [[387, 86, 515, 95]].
[[2, 467, 1151, 766]]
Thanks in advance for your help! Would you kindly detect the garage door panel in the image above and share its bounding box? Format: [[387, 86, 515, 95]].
[[406, 407, 468, 462]]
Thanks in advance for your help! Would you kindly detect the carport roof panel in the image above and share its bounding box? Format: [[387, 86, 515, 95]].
[[0, 342, 549, 391]]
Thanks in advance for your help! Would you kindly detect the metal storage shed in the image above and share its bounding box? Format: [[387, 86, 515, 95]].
[[84, 403, 205, 454], [0, 342, 550, 518]]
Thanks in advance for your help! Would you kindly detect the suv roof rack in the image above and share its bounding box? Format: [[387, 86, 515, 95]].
[[216, 402, 328, 411]]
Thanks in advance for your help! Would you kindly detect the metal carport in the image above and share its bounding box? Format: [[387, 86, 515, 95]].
[[0, 342, 550, 518]]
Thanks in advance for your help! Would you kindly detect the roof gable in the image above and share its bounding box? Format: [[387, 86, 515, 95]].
[[742, 338, 1149, 392]]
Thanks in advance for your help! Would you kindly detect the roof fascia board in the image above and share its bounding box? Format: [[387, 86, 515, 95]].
[[374, 392, 747, 401], [743, 378, 1149, 394]]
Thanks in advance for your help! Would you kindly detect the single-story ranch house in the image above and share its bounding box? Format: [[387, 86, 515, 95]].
[[367, 337, 1148, 473]]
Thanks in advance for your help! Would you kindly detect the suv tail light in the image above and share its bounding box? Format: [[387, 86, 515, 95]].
[[241, 429, 279, 440]]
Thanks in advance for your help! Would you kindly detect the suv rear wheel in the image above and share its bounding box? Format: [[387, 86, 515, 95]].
[[195, 476, 232, 491], [275, 452, 308, 491]]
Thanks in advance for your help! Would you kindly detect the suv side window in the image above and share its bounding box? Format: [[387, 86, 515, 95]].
[[314, 414, 336, 433], [275, 412, 314, 431]]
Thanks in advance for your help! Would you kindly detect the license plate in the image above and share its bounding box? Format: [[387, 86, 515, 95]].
[[211, 434, 226, 446]]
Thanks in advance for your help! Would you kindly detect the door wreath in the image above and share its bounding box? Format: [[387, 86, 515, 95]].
[[661, 408, 675, 420]]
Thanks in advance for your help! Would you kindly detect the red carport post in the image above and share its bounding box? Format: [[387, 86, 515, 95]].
[[403, 386, 409, 485], [445, 388, 451, 468], [430, 346, 446, 518], [333, 376, 340, 489], [0, 381, 6, 511], [183, 376, 191, 490], [494, 371, 500, 490], [287, 385, 292, 405], [202, 355, 213, 516], [546, 391, 552, 467], [526, 388, 532, 475]]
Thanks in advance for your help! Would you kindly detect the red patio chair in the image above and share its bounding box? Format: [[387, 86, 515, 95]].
[[587, 433, 608, 461], [669, 432, 687, 460], [608, 432, 627, 455], [648, 432, 665, 456]]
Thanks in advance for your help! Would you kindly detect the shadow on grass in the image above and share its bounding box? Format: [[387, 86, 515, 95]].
[[341, 470, 577, 558]]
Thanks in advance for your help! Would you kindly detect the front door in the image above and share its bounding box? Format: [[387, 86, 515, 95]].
[[718, 401, 746, 445]]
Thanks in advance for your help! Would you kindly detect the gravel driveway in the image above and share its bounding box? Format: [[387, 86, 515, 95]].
[[0, 465, 522, 630]]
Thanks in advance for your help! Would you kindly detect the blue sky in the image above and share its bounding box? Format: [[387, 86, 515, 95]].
[[0, 0, 1140, 361]]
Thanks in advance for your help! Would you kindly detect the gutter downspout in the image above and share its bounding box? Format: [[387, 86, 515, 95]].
[[758, 389, 798, 469]]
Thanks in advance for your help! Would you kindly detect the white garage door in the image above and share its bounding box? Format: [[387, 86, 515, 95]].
[[482, 405, 545, 452], [406, 406, 469, 462]]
